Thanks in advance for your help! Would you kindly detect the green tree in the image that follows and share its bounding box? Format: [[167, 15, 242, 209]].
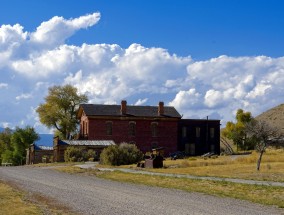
[[36, 85, 88, 139], [0, 128, 13, 164], [11, 126, 39, 165], [222, 109, 254, 151]]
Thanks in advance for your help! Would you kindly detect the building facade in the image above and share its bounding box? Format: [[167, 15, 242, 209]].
[[26, 144, 53, 164], [77, 101, 181, 156], [77, 100, 221, 156], [178, 119, 221, 156]]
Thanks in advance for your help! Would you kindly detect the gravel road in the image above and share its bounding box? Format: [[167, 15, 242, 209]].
[[0, 166, 283, 215]]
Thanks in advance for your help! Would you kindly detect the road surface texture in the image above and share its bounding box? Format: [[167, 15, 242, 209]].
[[0, 166, 283, 215]]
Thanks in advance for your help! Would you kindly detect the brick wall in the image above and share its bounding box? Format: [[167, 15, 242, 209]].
[[86, 118, 178, 156]]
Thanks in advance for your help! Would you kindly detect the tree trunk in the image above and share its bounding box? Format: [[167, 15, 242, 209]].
[[257, 150, 264, 171]]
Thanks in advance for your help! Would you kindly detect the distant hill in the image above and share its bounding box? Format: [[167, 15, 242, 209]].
[[0, 127, 4, 132], [36, 134, 54, 147], [255, 103, 284, 135]]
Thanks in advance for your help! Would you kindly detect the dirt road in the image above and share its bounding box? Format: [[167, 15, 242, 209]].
[[0, 166, 283, 215]]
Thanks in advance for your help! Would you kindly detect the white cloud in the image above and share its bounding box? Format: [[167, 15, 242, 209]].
[[16, 93, 32, 100], [170, 55, 284, 122], [1, 13, 284, 133], [0, 83, 8, 89], [135, 98, 148, 106], [30, 12, 100, 48]]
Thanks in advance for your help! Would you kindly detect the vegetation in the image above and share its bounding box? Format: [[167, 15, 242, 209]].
[[100, 143, 143, 166], [245, 119, 283, 170], [64, 146, 98, 162], [147, 149, 284, 182], [0, 126, 39, 165], [52, 147, 284, 208], [0, 181, 40, 215], [222, 109, 254, 151], [36, 85, 88, 139], [98, 171, 284, 208], [0, 181, 76, 215]]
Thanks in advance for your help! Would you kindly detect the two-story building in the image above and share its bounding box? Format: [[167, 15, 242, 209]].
[[77, 101, 181, 156], [77, 100, 220, 156]]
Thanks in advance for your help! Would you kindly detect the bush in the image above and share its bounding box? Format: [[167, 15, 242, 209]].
[[100, 143, 143, 166], [64, 146, 90, 162], [86, 149, 99, 161]]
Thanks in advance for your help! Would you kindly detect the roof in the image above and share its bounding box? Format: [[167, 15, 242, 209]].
[[78, 104, 182, 118], [34, 145, 53, 150], [58, 140, 116, 146]]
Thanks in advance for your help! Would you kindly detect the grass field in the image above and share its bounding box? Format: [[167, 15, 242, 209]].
[[0, 181, 40, 215], [121, 148, 284, 182], [54, 165, 284, 208], [0, 180, 77, 215], [98, 171, 284, 208]]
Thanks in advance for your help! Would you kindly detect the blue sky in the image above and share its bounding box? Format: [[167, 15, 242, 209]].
[[1, 0, 284, 133]]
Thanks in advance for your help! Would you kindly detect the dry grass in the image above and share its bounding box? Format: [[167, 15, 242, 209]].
[[98, 171, 284, 208], [146, 149, 284, 182], [0, 180, 78, 215], [0, 181, 40, 215], [54, 166, 284, 208]]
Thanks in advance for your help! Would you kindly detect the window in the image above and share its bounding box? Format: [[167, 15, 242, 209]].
[[182, 127, 187, 137], [106, 121, 113, 135], [196, 127, 200, 138], [129, 121, 136, 136], [210, 128, 215, 138], [151, 122, 158, 137]]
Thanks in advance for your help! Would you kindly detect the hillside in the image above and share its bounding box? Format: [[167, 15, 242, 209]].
[[255, 103, 284, 135]]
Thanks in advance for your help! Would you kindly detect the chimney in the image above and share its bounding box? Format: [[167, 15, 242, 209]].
[[121, 100, 127, 115], [158, 101, 164, 116]]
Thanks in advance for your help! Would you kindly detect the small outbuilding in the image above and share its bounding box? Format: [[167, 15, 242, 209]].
[[26, 144, 53, 164]]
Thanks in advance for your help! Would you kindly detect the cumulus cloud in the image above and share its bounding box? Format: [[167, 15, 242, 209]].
[[1, 13, 284, 133], [170, 55, 284, 122], [30, 12, 100, 48]]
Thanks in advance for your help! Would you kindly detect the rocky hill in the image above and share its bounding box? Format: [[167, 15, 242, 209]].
[[255, 103, 284, 135]]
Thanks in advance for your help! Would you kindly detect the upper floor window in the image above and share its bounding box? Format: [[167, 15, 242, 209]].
[[182, 127, 187, 137], [196, 127, 200, 138], [106, 121, 113, 135], [210, 128, 215, 138], [129, 121, 136, 136], [151, 122, 158, 137]]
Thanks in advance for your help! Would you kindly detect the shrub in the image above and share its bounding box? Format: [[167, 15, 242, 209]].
[[86, 149, 98, 161], [64, 146, 87, 162], [100, 143, 143, 166]]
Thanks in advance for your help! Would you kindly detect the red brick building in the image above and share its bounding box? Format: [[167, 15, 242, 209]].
[[77, 101, 181, 156]]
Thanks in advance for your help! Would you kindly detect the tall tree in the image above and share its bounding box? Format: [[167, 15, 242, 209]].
[[36, 85, 88, 139], [245, 119, 283, 171], [0, 128, 13, 164], [11, 126, 39, 165], [222, 109, 254, 151]]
